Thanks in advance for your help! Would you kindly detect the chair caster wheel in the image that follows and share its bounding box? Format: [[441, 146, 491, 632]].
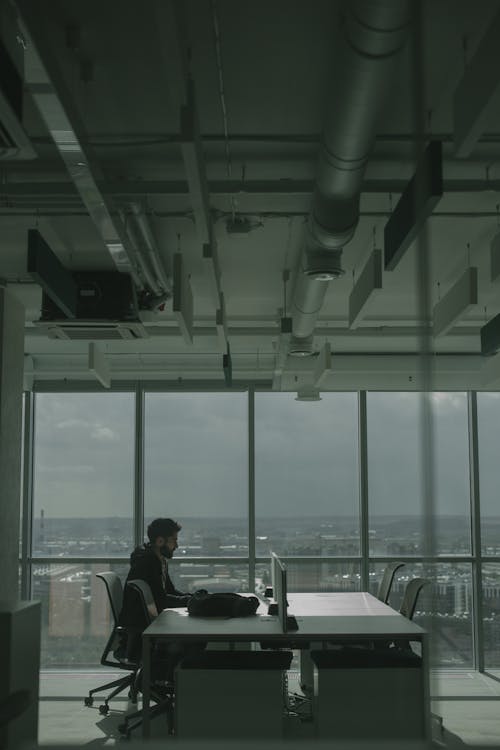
[[98, 704, 109, 715], [84, 697, 93, 707]]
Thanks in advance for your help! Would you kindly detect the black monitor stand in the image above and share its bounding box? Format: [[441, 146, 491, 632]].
[[286, 614, 299, 632]]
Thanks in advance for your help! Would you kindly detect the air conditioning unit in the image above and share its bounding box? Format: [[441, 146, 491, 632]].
[[41, 321, 148, 341], [33, 270, 149, 340], [0, 35, 35, 159]]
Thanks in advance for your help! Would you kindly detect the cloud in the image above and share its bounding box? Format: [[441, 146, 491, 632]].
[[91, 426, 118, 441], [56, 418, 91, 430]]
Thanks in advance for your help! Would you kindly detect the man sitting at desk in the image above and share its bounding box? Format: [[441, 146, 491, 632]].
[[120, 517, 191, 630], [119, 517, 193, 677]]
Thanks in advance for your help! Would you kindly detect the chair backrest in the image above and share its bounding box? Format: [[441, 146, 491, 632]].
[[377, 561, 405, 604], [96, 572, 123, 625], [127, 579, 159, 625], [399, 577, 429, 620]]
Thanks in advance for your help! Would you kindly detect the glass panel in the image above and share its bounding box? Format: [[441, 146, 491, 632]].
[[255, 393, 359, 556], [32, 393, 135, 556], [34, 562, 128, 668], [477, 394, 500, 555], [144, 393, 248, 555], [482, 563, 500, 668], [431, 393, 470, 553], [171, 560, 249, 593], [367, 392, 470, 555], [19, 393, 25, 558], [255, 560, 361, 594]]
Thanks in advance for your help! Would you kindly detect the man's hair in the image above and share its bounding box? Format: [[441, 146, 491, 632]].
[[147, 517, 182, 543]]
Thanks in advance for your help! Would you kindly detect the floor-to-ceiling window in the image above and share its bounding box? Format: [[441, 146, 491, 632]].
[[367, 392, 473, 667], [144, 391, 249, 593], [20, 386, 500, 669], [254, 392, 360, 592], [30, 392, 134, 668], [477, 393, 500, 668]]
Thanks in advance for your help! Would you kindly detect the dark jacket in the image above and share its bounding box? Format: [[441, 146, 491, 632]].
[[119, 544, 190, 630]]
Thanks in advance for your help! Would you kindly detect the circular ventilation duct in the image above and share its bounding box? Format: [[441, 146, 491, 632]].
[[288, 335, 314, 357], [303, 249, 344, 281], [295, 385, 322, 402]]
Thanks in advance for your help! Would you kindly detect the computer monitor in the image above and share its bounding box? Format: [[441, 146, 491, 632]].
[[271, 552, 298, 633]]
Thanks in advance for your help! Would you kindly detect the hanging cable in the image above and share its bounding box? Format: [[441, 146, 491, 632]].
[[210, 0, 237, 222]]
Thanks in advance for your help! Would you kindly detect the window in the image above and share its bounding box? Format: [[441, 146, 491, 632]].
[[367, 392, 470, 555], [255, 392, 359, 559], [34, 562, 128, 668], [20, 387, 492, 670], [32, 393, 135, 556], [482, 563, 500, 668], [144, 392, 248, 558], [477, 393, 500, 555]]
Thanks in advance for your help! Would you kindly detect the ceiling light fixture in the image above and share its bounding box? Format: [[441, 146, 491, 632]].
[[303, 249, 344, 281], [295, 385, 322, 402]]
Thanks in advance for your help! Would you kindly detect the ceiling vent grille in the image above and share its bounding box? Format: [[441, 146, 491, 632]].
[[33, 321, 149, 341]]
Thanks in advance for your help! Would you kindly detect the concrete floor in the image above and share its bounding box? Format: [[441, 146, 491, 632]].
[[37, 670, 500, 747]]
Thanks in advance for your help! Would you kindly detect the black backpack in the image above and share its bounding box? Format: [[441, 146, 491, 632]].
[[187, 590, 259, 618]]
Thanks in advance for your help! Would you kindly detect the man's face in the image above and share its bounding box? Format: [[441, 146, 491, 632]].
[[159, 533, 178, 559]]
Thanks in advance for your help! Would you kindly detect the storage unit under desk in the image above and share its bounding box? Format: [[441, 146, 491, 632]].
[[140, 592, 428, 738]]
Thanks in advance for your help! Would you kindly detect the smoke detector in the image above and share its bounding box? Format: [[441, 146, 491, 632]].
[[303, 250, 344, 281]]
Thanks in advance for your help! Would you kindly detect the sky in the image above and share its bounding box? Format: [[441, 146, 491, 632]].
[[31, 389, 500, 521]]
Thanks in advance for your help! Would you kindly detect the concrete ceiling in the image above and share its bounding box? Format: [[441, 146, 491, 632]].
[[2, 0, 500, 389]]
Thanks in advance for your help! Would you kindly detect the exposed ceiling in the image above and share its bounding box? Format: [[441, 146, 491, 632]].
[[2, 0, 500, 389]]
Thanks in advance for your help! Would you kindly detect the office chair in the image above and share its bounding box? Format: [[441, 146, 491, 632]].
[[377, 561, 405, 604], [399, 577, 429, 620], [117, 579, 174, 738], [84, 572, 140, 715]]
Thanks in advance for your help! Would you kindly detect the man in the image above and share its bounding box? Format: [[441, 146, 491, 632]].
[[119, 517, 191, 632]]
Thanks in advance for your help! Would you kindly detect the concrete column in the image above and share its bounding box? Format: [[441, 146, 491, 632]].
[[0, 288, 25, 601]]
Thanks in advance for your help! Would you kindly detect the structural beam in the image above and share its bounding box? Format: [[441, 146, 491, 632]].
[[312, 343, 332, 388], [6, 177, 500, 199], [481, 351, 500, 387], [172, 252, 194, 344], [348, 249, 383, 328], [88, 343, 111, 388], [453, 7, 500, 157], [481, 312, 500, 356], [432, 267, 478, 337], [384, 141, 443, 271]]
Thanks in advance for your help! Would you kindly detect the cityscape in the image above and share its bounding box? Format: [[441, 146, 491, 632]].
[[27, 514, 500, 669]]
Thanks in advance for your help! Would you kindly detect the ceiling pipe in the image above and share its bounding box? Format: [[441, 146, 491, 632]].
[[129, 204, 172, 296], [290, 0, 411, 344]]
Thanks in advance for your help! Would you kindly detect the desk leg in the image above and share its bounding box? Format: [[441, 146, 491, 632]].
[[142, 635, 151, 738], [300, 643, 321, 697]]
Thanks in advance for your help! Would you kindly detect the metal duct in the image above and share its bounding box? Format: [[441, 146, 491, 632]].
[[291, 0, 411, 342]]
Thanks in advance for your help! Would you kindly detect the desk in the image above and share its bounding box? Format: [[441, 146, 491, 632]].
[[141, 592, 428, 738]]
